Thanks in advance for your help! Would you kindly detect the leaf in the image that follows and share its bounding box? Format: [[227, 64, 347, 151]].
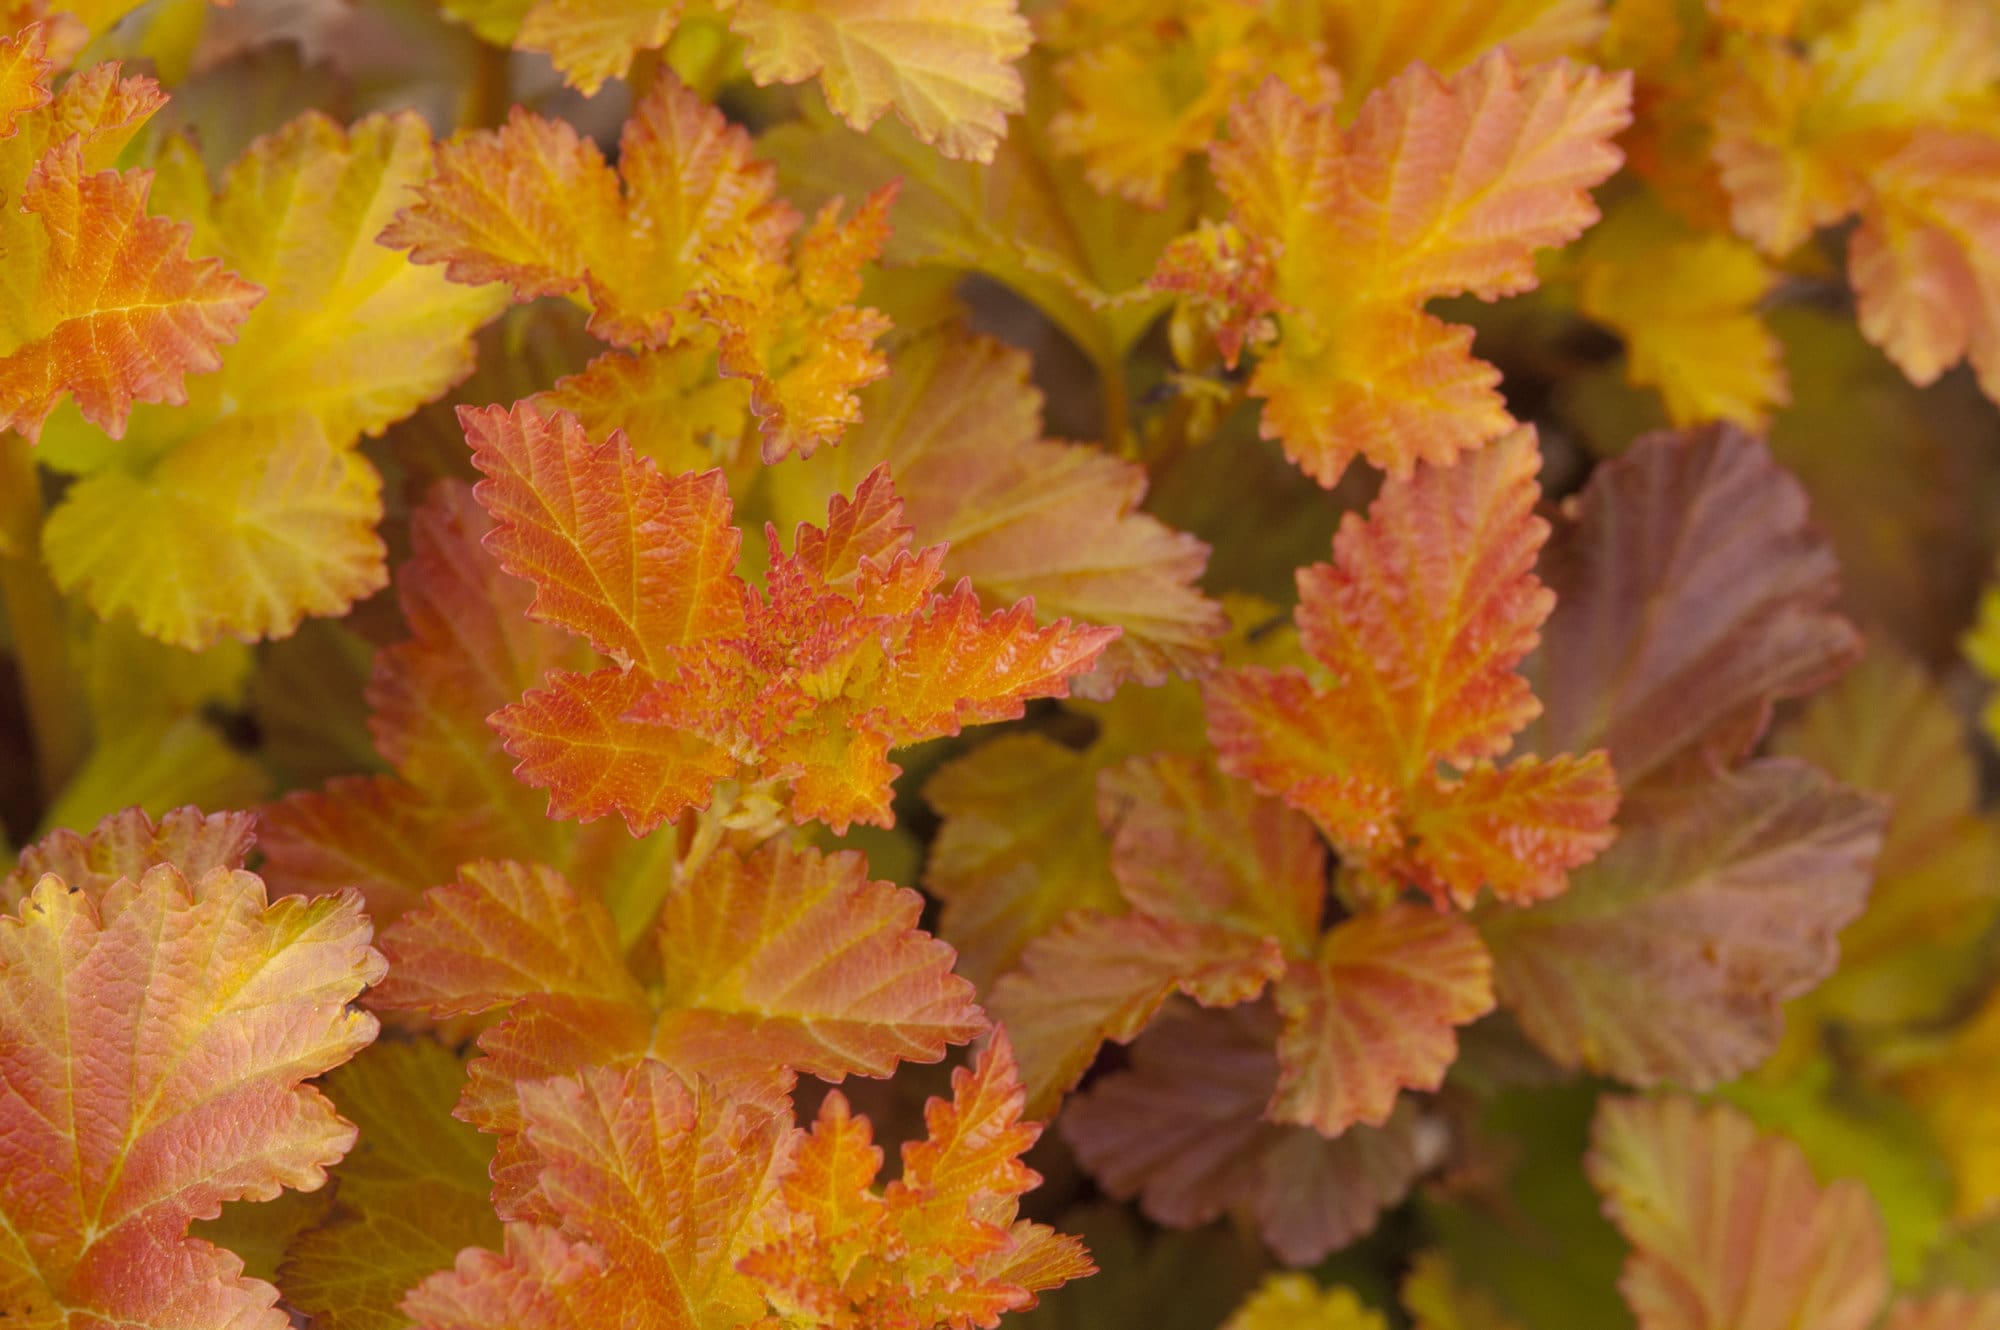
[[0, 23, 49, 137], [1400, 1252, 1529, 1330], [1156, 53, 1630, 485], [1063, 1001, 1431, 1266], [0, 43, 258, 442], [744, 1032, 1094, 1327], [991, 909, 1287, 1118], [0, 139, 259, 441], [1523, 424, 1861, 796], [1587, 1095, 1889, 1330], [4, 801, 254, 908], [766, 326, 1224, 694], [464, 401, 743, 671], [1773, 643, 2000, 1028], [0, 855, 384, 1327], [1709, 0, 2000, 257], [1270, 906, 1495, 1137], [43, 414, 386, 646], [408, 1039, 1089, 1330], [35, 109, 505, 647], [280, 1039, 504, 1330], [388, 77, 892, 460], [729, 0, 1031, 162], [1481, 759, 1883, 1086], [404, 1060, 792, 1330], [693, 184, 898, 462], [1207, 427, 1618, 908], [470, 403, 1115, 833], [1221, 1274, 1387, 1330], [1850, 130, 2000, 403], [375, 840, 983, 1214], [1575, 191, 1787, 428], [1098, 751, 1325, 952], [505, 0, 1029, 161], [922, 732, 1126, 989], [1884, 986, 2000, 1221]]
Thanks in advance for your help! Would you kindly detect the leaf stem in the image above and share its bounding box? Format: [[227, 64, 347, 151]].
[[463, 41, 513, 128], [0, 435, 85, 804]]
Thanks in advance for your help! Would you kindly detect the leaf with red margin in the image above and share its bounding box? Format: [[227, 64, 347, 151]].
[[0, 61, 258, 441], [403, 1060, 792, 1330], [1063, 1002, 1432, 1266], [463, 403, 742, 671], [0, 24, 50, 137], [1481, 759, 1882, 1086], [741, 1032, 1094, 1328], [5, 802, 254, 908], [387, 76, 893, 461], [1271, 906, 1494, 1137], [766, 327, 1224, 694], [1154, 53, 1629, 485], [1522, 423, 1861, 796], [375, 840, 983, 1215], [1207, 428, 1617, 908], [470, 402, 1115, 833], [1587, 1095, 1888, 1330], [407, 1038, 1088, 1330], [0, 857, 383, 1328]]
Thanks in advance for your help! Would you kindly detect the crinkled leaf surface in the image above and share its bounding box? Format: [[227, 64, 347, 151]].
[[0, 850, 384, 1327], [1155, 53, 1630, 484], [1208, 427, 1617, 907], [468, 403, 1115, 833]]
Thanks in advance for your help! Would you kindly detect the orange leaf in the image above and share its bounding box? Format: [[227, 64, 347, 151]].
[[410, 1039, 1087, 1330], [376, 840, 983, 1213], [0, 848, 383, 1326], [1157, 53, 1629, 484], [4, 802, 254, 908], [1588, 1095, 1889, 1330], [474, 402, 1115, 832], [1850, 131, 2000, 404], [1207, 428, 1618, 907], [405, 1060, 792, 1330], [1270, 906, 1494, 1137], [390, 77, 893, 460], [372, 860, 642, 1017], [465, 403, 743, 672], [387, 77, 779, 350], [0, 132, 258, 440], [743, 1032, 1093, 1328]]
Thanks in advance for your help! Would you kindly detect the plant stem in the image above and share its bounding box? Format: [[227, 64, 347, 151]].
[[0, 436, 85, 803], [464, 42, 512, 128]]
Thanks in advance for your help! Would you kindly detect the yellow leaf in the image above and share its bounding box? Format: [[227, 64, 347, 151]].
[[34, 111, 504, 647], [1578, 191, 1787, 428], [1222, 1274, 1388, 1330], [43, 416, 384, 648]]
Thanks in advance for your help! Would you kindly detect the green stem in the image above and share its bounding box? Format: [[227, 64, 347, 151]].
[[0, 435, 85, 803]]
